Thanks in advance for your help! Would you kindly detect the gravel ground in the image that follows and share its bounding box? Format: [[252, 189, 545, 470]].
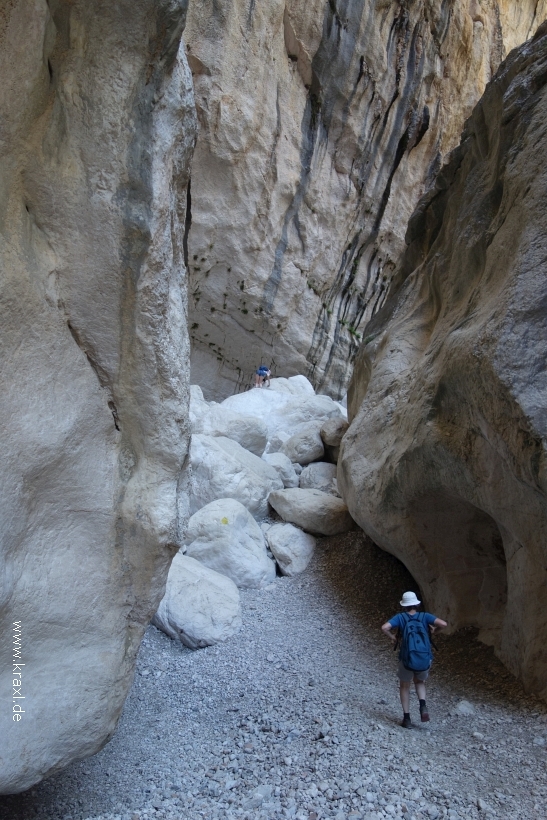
[[2, 531, 546, 820]]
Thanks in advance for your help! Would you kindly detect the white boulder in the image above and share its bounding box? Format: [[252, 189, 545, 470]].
[[268, 488, 355, 536], [190, 386, 267, 456], [189, 434, 283, 518], [265, 429, 292, 454], [152, 554, 241, 649], [280, 422, 325, 465], [265, 523, 315, 576], [299, 462, 338, 494], [221, 389, 344, 444], [262, 452, 300, 488], [268, 375, 316, 396], [185, 498, 276, 588]]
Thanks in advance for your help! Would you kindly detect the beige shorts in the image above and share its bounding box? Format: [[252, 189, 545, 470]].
[[397, 660, 431, 682]]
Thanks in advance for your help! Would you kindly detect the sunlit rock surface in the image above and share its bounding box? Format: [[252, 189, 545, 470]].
[[340, 23, 547, 700], [185, 0, 546, 399], [0, 0, 195, 792]]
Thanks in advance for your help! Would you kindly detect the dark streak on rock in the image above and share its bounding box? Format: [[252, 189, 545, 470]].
[[262, 93, 321, 311], [183, 177, 192, 269], [247, 0, 256, 28], [306, 3, 454, 396], [262, 0, 368, 312]]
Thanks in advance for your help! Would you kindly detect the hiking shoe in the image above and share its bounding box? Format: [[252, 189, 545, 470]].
[[420, 706, 430, 723], [401, 716, 412, 729]]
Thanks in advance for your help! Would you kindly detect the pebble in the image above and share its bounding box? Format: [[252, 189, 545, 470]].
[[1, 532, 546, 820]]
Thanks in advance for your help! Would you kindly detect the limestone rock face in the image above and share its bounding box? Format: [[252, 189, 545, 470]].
[[185, 0, 547, 400], [340, 24, 547, 700], [0, 0, 196, 793], [152, 554, 242, 649]]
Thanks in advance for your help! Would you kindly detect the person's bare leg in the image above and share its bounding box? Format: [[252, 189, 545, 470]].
[[400, 681, 411, 713], [414, 679, 429, 721], [414, 680, 426, 701]]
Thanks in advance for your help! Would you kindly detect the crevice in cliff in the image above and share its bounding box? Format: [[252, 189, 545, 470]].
[[183, 177, 192, 270], [66, 320, 120, 429], [66, 321, 111, 390], [247, 0, 256, 28]]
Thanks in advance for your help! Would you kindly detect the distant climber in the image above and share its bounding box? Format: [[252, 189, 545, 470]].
[[254, 365, 271, 388], [381, 591, 447, 728]]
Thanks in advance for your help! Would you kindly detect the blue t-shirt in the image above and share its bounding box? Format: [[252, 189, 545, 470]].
[[389, 612, 436, 630]]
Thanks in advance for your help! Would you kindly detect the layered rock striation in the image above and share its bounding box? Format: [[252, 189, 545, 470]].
[[185, 0, 546, 399], [340, 23, 547, 698], [0, 0, 195, 792]]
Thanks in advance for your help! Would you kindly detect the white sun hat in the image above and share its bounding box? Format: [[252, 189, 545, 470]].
[[400, 591, 421, 607]]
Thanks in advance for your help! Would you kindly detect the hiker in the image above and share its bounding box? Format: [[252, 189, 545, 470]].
[[381, 591, 447, 728], [254, 365, 271, 388]]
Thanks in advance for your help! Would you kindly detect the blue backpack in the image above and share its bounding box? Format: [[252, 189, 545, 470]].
[[399, 612, 433, 672]]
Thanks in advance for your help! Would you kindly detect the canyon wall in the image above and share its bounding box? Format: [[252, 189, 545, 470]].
[[0, 0, 195, 792], [339, 22, 547, 699], [184, 0, 546, 400]]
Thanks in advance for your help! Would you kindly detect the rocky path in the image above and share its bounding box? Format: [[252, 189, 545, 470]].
[[3, 533, 546, 820]]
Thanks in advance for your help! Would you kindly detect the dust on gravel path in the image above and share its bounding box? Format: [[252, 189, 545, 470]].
[[2, 532, 546, 820]]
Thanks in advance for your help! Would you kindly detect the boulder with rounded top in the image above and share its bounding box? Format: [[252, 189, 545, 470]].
[[152, 554, 241, 649], [265, 523, 315, 576], [268, 488, 355, 536], [185, 498, 276, 588]]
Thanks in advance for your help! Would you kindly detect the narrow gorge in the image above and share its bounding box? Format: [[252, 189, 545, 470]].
[[1, 0, 547, 817]]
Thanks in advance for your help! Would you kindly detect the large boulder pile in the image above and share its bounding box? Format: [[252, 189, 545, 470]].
[[155, 376, 355, 647], [0, 0, 196, 794], [339, 24, 547, 700]]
